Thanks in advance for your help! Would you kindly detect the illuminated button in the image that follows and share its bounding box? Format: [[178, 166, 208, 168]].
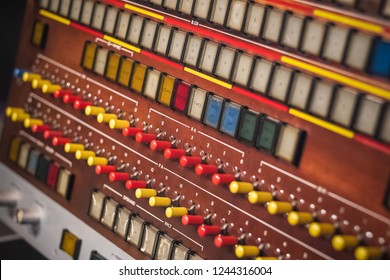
[[287, 211, 313, 226], [212, 173, 235, 185], [255, 257, 278, 260], [54, 89, 72, 99], [89, 190, 105, 221], [354, 246, 383, 260], [114, 207, 131, 238], [31, 79, 51, 89], [301, 20, 326, 56], [182, 215, 204, 225], [42, 84, 61, 94], [32, 124, 50, 133], [122, 127, 142, 137], [155, 234, 174, 260], [52, 137, 71, 146], [60, 229, 81, 260], [56, 169, 74, 200], [308, 222, 335, 238], [195, 164, 218, 175], [198, 225, 220, 236], [23, 118, 43, 128], [97, 113, 117, 123], [187, 87, 207, 121], [75, 150, 96, 160], [322, 25, 349, 63], [95, 165, 116, 174], [115, 11, 130, 40], [73, 100, 92, 110], [165, 207, 188, 218], [226, 0, 247, 31], [149, 197, 171, 207], [135, 188, 157, 198], [308, 80, 334, 118], [5, 107, 24, 117], [180, 156, 202, 167], [248, 191, 273, 204], [235, 245, 260, 259], [127, 15, 144, 45], [275, 125, 303, 165], [203, 94, 223, 129], [256, 118, 281, 153], [43, 130, 62, 139], [80, 0, 93, 25], [232, 53, 254, 87], [172, 81, 191, 112], [220, 102, 242, 137], [87, 156, 108, 166], [150, 140, 171, 151], [268, 66, 293, 102], [47, 162, 60, 190], [130, 63, 147, 93], [346, 32, 372, 71], [262, 8, 283, 43], [18, 143, 31, 169], [332, 235, 359, 251], [330, 87, 359, 127], [11, 112, 30, 122], [214, 46, 235, 80], [168, 30, 186, 61], [140, 225, 160, 258], [183, 36, 203, 67], [103, 6, 118, 35], [143, 69, 161, 100], [64, 143, 84, 153], [109, 119, 130, 130], [229, 181, 254, 194], [63, 94, 82, 104], [117, 57, 133, 87], [109, 172, 129, 182], [164, 148, 186, 159], [249, 59, 273, 94], [105, 52, 120, 81], [35, 155, 51, 182], [93, 48, 109, 76], [179, 0, 194, 14], [85, 105, 105, 116], [353, 96, 383, 136], [281, 14, 304, 49], [9, 137, 21, 162], [101, 198, 118, 229], [82, 42, 97, 70], [193, 0, 212, 19], [214, 235, 238, 247], [126, 180, 147, 190], [155, 25, 172, 55], [199, 41, 218, 73], [288, 73, 313, 110], [22, 72, 41, 82], [26, 150, 40, 175], [140, 20, 158, 50], [158, 75, 175, 107], [127, 215, 145, 248], [210, 0, 229, 25], [267, 201, 293, 215], [244, 3, 265, 37], [135, 132, 156, 143]]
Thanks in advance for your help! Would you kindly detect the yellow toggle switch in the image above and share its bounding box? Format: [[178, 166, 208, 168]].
[[75, 150, 95, 160], [85, 105, 105, 116], [87, 156, 108, 166], [42, 84, 61, 94], [6, 107, 25, 117], [229, 181, 254, 194], [267, 201, 293, 215], [97, 113, 117, 123], [308, 222, 335, 238], [354, 246, 383, 260], [32, 79, 51, 89], [22, 72, 41, 82], [64, 143, 85, 153], [235, 245, 260, 259], [23, 118, 43, 128], [332, 235, 359, 251], [149, 197, 171, 207], [11, 112, 30, 122], [109, 119, 130, 129], [287, 211, 313, 226], [255, 257, 278, 260], [165, 207, 188, 218], [135, 188, 157, 199], [248, 191, 273, 204]]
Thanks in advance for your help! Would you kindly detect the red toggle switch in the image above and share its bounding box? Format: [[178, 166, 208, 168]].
[[52, 137, 71, 146], [150, 140, 171, 151], [63, 94, 82, 104], [109, 172, 129, 182], [135, 132, 156, 143], [182, 215, 204, 225], [195, 164, 218, 175], [32, 124, 50, 133], [164, 148, 186, 159], [126, 180, 147, 190], [214, 235, 238, 247], [122, 127, 142, 137], [54, 90, 73, 99], [212, 173, 236, 185], [44, 130, 63, 139], [95, 165, 116, 174], [73, 100, 92, 110], [197, 225, 220, 237], [180, 156, 202, 167]]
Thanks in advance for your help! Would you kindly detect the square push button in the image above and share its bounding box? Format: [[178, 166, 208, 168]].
[[127, 216, 145, 248], [256, 118, 281, 153], [140, 224, 160, 258], [26, 149, 40, 176], [101, 198, 118, 230], [82, 42, 97, 71], [172, 81, 191, 112], [117, 57, 134, 87], [155, 235, 174, 260], [114, 207, 131, 238], [370, 39, 390, 78], [275, 125, 304, 165], [187, 87, 207, 121], [238, 109, 260, 143], [220, 102, 242, 137], [17, 142, 31, 169], [130, 63, 147, 93], [158, 75, 176, 106], [171, 243, 190, 260], [36, 155, 51, 183], [31, 21, 48, 49], [9, 137, 21, 162], [89, 190, 105, 221], [203, 95, 224, 129], [56, 169, 74, 200], [47, 162, 60, 190], [116, 12, 131, 40], [143, 69, 162, 100], [60, 229, 82, 259]]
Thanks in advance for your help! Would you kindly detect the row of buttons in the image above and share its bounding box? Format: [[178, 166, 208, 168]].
[[88, 190, 202, 260]]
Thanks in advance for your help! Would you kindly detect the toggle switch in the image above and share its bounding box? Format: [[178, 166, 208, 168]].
[[73, 100, 92, 110], [75, 150, 96, 160], [0, 190, 19, 207], [165, 207, 188, 218], [308, 222, 335, 238], [63, 94, 82, 104], [109, 119, 130, 129], [122, 127, 143, 137], [43, 130, 62, 139], [87, 156, 108, 166], [180, 156, 202, 167], [11, 112, 30, 122], [164, 148, 186, 159], [182, 215, 204, 225], [354, 246, 383, 260], [42, 84, 61, 94], [15, 207, 41, 225], [109, 172, 129, 182], [54, 89, 73, 99], [197, 225, 220, 236], [64, 143, 85, 153], [135, 132, 157, 143], [135, 188, 157, 198], [31, 79, 51, 89], [126, 180, 147, 189], [267, 201, 293, 215], [150, 140, 171, 151], [235, 245, 260, 259], [195, 164, 218, 175], [214, 235, 238, 247], [52, 137, 71, 146], [248, 191, 273, 204], [287, 211, 313, 226], [331, 235, 359, 251], [229, 181, 254, 194], [6, 107, 25, 117], [149, 197, 171, 207], [85, 105, 105, 116], [22, 72, 41, 82], [23, 118, 43, 128], [95, 165, 116, 174], [32, 124, 50, 133], [212, 173, 235, 185], [97, 113, 117, 123]]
